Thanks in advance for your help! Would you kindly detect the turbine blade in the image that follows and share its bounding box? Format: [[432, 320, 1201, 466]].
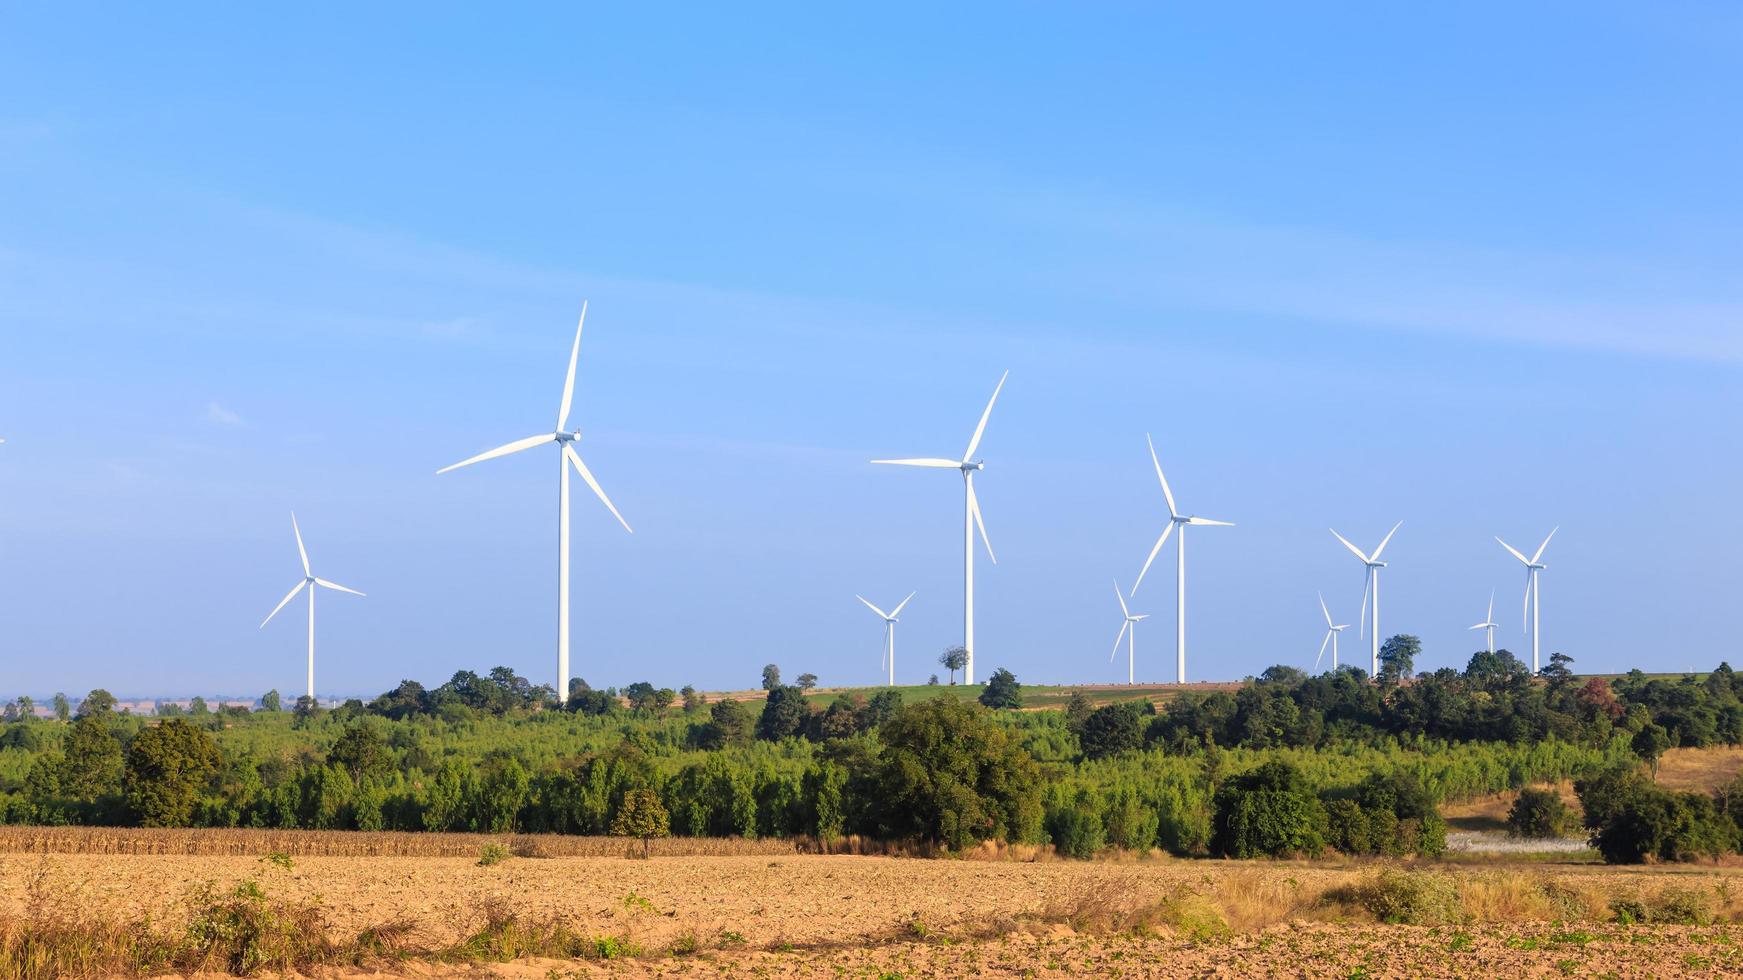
[[1496, 536, 1531, 565], [1111, 620, 1130, 663], [880, 622, 890, 671], [856, 595, 891, 619], [870, 457, 961, 468], [962, 370, 1008, 462], [565, 445, 633, 534], [314, 577, 365, 597], [1316, 629, 1332, 671], [1145, 434, 1179, 518], [1358, 566, 1372, 640], [438, 433, 554, 474], [291, 513, 310, 577], [1531, 526, 1559, 565], [1132, 521, 1176, 594], [556, 302, 587, 431], [1114, 580, 1130, 618], [1318, 591, 1333, 628], [890, 591, 917, 618], [967, 476, 995, 564], [1185, 517, 1234, 527], [1523, 569, 1533, 633], [1330, 528, 1370, 563], [260, 579, 308, 628], [1370, 520, 1403, 562], [1487, 589, 1495, 623]]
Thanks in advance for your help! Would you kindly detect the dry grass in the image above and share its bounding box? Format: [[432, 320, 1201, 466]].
[[1657, 745, 1743, 792], [0, 826, 797, 858]]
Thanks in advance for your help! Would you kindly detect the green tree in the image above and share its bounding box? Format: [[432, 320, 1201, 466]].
[[15, 695, 35, 718], [872, 697, 1042, 850], [695, 699, 753, 749], [796, 673, 819, 691], [1633, 723, 1672, 780], [477, 756, 530, 833], [611, 788, 671, 858], [1507, 787, 1574, 839], [1079, 702, 1145, 760], [761, 664, 782, 690], [260, 689, 281, 712], [680, 685, 702, 713], [329, 721, 393, 783], [51, 693, 70, 722], [1377, 635, 1420, 685], [1210, 760, 1325, 858], [978, 668, 1022, 709], [938, 647, 968, 685], [60, 715, 124, 804], [124, 719, 221, 827], [77, 689, 117, 719], [757, 686, 812, 741]]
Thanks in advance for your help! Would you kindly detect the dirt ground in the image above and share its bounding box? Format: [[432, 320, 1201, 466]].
[[9, 852, 1743, 977]]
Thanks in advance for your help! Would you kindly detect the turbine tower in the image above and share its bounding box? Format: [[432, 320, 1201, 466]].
[[1497, 528, 1557, 673], [1109, 580, 1149, 685], [1468, 590, 1500, 655], [856, 592, 915, 686], [871, 370, 1006, 686], [1131, 436, 1233, 685], [259, 513, 364, 701], [1329, 521, 1402, 677], [1315, 591, 1349, 671], [437, 303, 633, 697]]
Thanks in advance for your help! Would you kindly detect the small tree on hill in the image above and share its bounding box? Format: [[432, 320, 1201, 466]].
[[259, 689, 281, 712], [1507, 787, 1574, 839], [612, 788, 670, 858], [1377, 635, 1419, 685], [796, 673, 819, 691], [51, 693, 70, 722], [1632, 723, 1671, 780], [979, 668, 1022, 709], [761, 664, 782, 691], [938, 647, 968, 685]]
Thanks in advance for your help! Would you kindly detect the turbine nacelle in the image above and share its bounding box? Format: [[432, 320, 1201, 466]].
[[960, 460, 985, 472], [554, 430, 580, 444]]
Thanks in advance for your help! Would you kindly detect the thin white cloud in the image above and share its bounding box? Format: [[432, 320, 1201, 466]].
[[204, 402, 244, 428]]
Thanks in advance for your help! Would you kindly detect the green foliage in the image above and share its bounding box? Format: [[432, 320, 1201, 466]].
[[756, 686, 811, 741], [872, 697, 1042, 850], [259, 690, 281, 713], [761, 665, 781, 691], [978, 668, 1022, 709], [1046, 791, 1104, 859], [1576, 766, 1737, 863], [937, 647, 967, 685], [795, 673, 818, 691], [1210, 761, 1325, 858], [1507, 787, 1575, 839], [1079, 702, 1145, 760], [1377, 634, 1419, 685], [125, 720, 221, 827], [477, 842, 511, 866], [610, 788, 670, 857], [77, 690, 117, 719]]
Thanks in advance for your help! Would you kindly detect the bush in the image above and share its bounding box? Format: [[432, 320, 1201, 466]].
[[1576, 768, 1737, 863], [1047, 794, 1105, 859], [1507, 787, 1574, 839], [978, 668, 1022, 710], [1210, 761, 1325, 858], [477, 843, 511, 866], [1336, 869, 1460, 925], [872, 697, 1043, 851], [1078, 703, 1145, 760]]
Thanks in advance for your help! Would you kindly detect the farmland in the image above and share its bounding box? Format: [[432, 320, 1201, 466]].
[[4, 837, 1743, 976]]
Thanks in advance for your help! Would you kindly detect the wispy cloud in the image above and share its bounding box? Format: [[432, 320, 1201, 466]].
[[204, 402, 244, 428]]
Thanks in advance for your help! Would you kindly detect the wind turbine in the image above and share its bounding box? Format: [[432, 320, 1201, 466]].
[[1468, 589, 1500, 655], [1109, 580, 1149, 684], [1315, 592, 1350, 672], [856, 592, 915, 686], [437, 304, 633, 697], [1497, 527, 1557, 673], [1131, 436, 1233, 685], [871, 370, 1006, 686], [1329, 521, 1402, 677], [259, 513, 364, 701]]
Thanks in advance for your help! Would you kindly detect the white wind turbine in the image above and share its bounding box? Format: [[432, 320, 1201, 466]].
[[1131, 436, 1233, 685], [437, 304, 633, 697], [1109, 580, 1149, 685], [856, 592, 915, 686], [1497, 527, 1558, 673], [1329, 521, 1402, 677], [871, 370, 1006, 686], [1315, 591, 1350, 672], [259, 513, 365, 701], [1468, 589, 1500, 655]]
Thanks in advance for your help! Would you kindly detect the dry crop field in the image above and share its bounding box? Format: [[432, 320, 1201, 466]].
[[5, 831, 1743, 977]]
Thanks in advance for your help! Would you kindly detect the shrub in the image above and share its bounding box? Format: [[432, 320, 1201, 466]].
[[978, 668, 1023, 710], [1210, 761, 1325, 858], [1078, 703, 1145, 760], [1507, 787, 1574, 839], [477, 843, 511, 866], [1047, 795, 1105, 859], [1336, 869, 1460, 925]]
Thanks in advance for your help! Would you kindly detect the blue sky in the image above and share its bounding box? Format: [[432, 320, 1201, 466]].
[[2, 4, 1740, 697]]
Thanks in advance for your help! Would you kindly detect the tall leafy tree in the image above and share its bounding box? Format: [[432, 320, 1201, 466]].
[[125, 719, 220, 827]]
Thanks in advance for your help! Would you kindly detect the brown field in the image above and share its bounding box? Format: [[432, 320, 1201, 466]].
[[6, 831, 1743, 977]]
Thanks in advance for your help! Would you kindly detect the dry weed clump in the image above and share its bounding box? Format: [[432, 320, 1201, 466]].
[[0, 826, 798, 859]]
